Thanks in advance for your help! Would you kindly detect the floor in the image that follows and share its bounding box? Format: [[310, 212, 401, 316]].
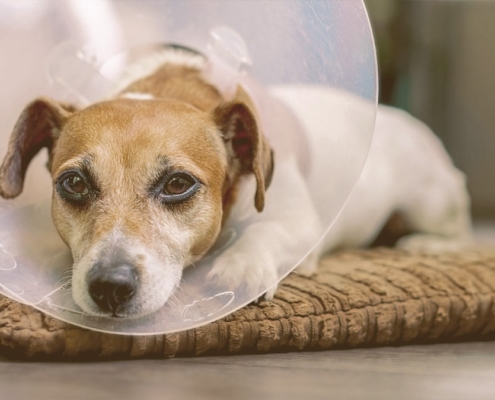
[[1, 341, 495, 400]]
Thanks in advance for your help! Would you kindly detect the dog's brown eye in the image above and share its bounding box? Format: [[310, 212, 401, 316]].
[[56, 169, 97, 206], [155, 172, 200, 204], [153, 171, 200, 204], [62, 174, 89, 196], [164, 176, 193, 195]]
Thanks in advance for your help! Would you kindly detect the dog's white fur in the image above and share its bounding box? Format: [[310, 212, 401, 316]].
[[207, 84, 471, 297], [114, 50, 207, 94], [275, 86, 471, 250], [71, 228, 183, 316]]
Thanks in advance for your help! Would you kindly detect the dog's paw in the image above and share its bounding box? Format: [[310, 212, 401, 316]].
[[294, 248, 320, 277], [207, 247, 279, 298], [250, 285, 278, 304], [262, 284, 278, 301], [397, 233, 472, 253]]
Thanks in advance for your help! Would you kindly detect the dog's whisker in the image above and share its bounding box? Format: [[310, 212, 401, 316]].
[[190, 252, 209, 258], [62, 298, 78, 311], [168, 293, 183, 315], [58, 267, 73, 279], [53, 276, 72, 289], [175, 280, 186, 299], [169, 293, 179, 306]]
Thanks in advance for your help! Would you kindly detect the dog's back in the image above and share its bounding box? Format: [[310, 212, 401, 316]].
[[270, 85, 471, 253]]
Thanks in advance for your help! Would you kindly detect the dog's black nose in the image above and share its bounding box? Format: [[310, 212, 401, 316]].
[[87, 263, 138, 316]]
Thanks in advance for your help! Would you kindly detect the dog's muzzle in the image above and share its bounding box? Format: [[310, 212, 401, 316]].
[[87, 262, 138, 316]]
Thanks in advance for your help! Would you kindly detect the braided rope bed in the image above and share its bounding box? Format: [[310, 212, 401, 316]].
[[1, 248, 494, 359]]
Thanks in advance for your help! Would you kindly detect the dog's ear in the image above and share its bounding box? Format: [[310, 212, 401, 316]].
[[0, 97, 75, 199], [213, 102, 274, 212]]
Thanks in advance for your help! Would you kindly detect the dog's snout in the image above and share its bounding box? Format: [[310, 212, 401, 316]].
[[87, 263, 138, 316]]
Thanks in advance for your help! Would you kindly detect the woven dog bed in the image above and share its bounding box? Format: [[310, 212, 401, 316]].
[[1, 248, 495, 359]]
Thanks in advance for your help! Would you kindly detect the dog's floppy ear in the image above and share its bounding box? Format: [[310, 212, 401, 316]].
[[214, 102, 274, 212], [0, 97, 74, 199]]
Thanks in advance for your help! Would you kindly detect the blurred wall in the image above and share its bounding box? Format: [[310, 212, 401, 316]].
[[366, 0, 495, 219]]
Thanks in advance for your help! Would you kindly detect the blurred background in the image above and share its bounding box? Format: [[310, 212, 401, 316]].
[[0, 0, 493, 228], [365, 0, 495, 222]]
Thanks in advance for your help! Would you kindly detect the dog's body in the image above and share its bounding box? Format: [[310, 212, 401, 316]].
[[0, 48, 471, 317], [214, 84, 471, 298]]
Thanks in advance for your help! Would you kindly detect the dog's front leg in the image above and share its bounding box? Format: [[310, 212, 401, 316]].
[[208, 157, 322, 300]]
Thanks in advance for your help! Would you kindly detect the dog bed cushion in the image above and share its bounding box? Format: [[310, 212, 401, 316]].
[[1, 248, 495, 359]]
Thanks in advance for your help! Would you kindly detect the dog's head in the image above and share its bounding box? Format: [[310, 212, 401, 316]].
[[0, 95, 273, 317]]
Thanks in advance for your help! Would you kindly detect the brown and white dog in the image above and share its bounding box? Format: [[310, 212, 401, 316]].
[[0, 47, 471, 317]]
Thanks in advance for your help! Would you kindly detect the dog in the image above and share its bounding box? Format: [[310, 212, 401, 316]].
[[0, 47, 471, 317]]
